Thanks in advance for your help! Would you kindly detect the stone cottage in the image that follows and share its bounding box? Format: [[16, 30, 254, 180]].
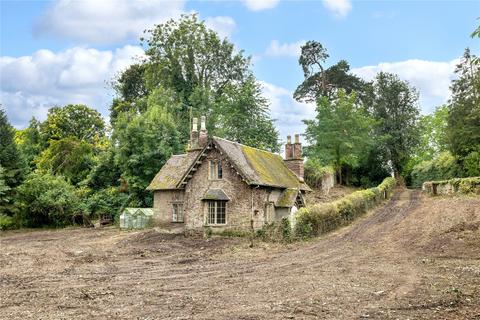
[[147, 116, 311, 232]]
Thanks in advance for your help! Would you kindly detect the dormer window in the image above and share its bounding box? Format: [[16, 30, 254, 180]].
[[209, 160, 222, 180]]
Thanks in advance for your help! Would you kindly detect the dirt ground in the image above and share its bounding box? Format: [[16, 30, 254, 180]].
[[1, 189, 480, 320]]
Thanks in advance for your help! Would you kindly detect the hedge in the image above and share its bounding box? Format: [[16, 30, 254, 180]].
[[294, 177, 396, 239], [422, 176, 480, 196]]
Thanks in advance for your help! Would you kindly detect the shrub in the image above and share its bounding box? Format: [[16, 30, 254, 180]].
[[411, 151, 462, 187], [0, 214, 15, 230], [294, 177, 396, 239], [85, 187, 129, 221], [463, 151, 480, 177], [304, 159, 335, 189], [17, 172, 84, 227]]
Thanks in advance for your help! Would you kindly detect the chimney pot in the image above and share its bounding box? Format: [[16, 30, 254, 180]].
[[295, 134, 300, 144], [287, 135, 291, 144]]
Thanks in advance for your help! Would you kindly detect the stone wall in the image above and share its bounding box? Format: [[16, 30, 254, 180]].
[[154, 147, 281, 232], [422, 177, 480, 195]]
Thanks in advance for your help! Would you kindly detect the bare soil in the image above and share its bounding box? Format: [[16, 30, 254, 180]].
[[1, 189, 480, 319]]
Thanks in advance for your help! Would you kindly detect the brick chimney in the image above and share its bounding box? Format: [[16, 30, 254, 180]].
[[199, 115, 208, 147], [188, 117, 199, 151], [284, 134, 304, 180]]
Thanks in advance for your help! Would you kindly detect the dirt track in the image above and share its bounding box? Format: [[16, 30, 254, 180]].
[[1, 189, 480, 319]]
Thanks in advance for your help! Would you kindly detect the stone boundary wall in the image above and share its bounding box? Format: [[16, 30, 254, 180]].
[[422, 177, 480, 196]]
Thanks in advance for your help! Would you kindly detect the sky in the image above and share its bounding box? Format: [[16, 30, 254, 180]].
[[1, 0, 479, 139]]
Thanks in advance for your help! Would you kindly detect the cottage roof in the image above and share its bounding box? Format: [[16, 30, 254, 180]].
[[147, 137, 310, 191], [202, 189, 230, 201], [275, 188, 300, 207], [213, 137, 310, 191], [146, 151, 201, 190]]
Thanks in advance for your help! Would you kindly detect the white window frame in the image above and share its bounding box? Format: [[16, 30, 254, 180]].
[[206, 201, 227, 225], [208, 160, 223, 180], [172, 203, 184, 223]]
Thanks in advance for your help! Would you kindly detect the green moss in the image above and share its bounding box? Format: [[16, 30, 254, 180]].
[[276, 188, 298, 207], [242, 145, 301, 188]]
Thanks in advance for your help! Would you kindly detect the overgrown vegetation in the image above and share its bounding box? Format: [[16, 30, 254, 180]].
[[423, 177, 480, 195], [294, 177, 396, 239]]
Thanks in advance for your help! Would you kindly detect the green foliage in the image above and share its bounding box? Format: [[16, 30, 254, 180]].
[[304, 90, 374, 184], [446, 49, 480, 159], [411, 151, 462, 187], [255, 218, 292, 243], [215, 75, 279, 152], [40, 104, 105, 143], [0, 214, 15, 230], [295, 177, 395, 238], [424, 177, 480, 195], [371, 72, 421, 178], [294, 41, 370, 103], [35, 137, 97, 185], [17, 172, 83, 227], [85, 187, 129, 220], [114, 101, 182, 206], [0, 108, 26, 189], [14, 118, 42, 171], [304, 159, 334, 188], [463, 151, 480, 176], [416, 105, 449, 160]]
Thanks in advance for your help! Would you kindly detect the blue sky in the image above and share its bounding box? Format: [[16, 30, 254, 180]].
[[1, 0, 479, 138]]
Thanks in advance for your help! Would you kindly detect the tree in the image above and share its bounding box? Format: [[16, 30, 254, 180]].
[[112, 14, 279, 150], [294, 41, 370, 103], [40, 104, 105, 143], [215, 76, 279, 152], [17, 172, 82, 227], [114, 100, 183, 206], [416, 105, 449, 161], [371, 72, 420, 179], [304, 90, 374, 184], [0, 107, 25, 190], [15, 117, 42, 171], [35, 137, 97, 185], [446, 49, 480, 159]]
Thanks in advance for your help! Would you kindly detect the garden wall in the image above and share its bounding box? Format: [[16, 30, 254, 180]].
[[422, 177, 480, 196]]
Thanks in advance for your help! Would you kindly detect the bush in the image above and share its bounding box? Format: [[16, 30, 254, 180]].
[[17, 172, 84, 227], [463, 151, 480, 177], [304, 159, 335, 189], [294, 177, 396, 239], [0, 214, 15, 230], [85, 187, 130, 221], [256, 218, 293, 242], [411, 151, 462, 187]]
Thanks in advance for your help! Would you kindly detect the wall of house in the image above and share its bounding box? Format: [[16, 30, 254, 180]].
[[152, 190, 184, 226], [181, 147, 272, 232]]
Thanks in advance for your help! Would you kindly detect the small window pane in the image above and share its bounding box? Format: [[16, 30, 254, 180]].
[[208, 201, 215, 225], [209, 161, 215, 179], [216, 202, 226, 224], [217, 161, 222, 179], [172, 203, 184, 222]]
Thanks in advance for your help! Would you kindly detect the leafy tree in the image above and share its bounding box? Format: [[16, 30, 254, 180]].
[[411, 151, 462, 187], [0, 166, 11, 212], [17, 172, 82, 227], [112, 14, 279, 150], [15, 117, 43, 170], [0, 107, 26, 192], [40, 104, 105, 143], [85, 148, 122, 190], [215, 76, 279, 152], [114, 101, 182, 206], [371, 72, 420, 179], [446, 49, 480, 159], [304, 90, 374, 184], [416, 105, 449, 161], [294, 41, 370, 103], [86, 187, 129, 220], [35, 137, 97, 185]]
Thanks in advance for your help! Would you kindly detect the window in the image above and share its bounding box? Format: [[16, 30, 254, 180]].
[[172, 203, 184, 222], [209, 160, 222, 180], [206, 201, 226, 225]]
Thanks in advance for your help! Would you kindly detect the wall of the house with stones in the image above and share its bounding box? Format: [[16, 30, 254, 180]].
[[182, 148, 272, 231], [152, 190, 184, 226]]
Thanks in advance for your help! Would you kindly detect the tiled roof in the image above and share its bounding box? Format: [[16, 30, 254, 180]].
[[146, 151, 201, 190], [147, 137, 311, 191], [202, 189, 230, 201]]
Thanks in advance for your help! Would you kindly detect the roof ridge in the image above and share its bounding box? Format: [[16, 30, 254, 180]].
[[212, 136, 281, 157]]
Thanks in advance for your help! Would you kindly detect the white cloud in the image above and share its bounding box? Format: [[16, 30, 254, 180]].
[[243, 0, 279, 11], [0, 46, 145, 127], [259, 80, 316, 141], [265, 40, 305, 57], [35, 0, 186, 44], [322, 0, 352, 18], [204, 16, 236, 39], [352, 59, 459, 113]]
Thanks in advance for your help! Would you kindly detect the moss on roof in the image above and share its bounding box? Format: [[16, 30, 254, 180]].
[[275, 188, 299, 207], [146, 152, 201, 190]]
